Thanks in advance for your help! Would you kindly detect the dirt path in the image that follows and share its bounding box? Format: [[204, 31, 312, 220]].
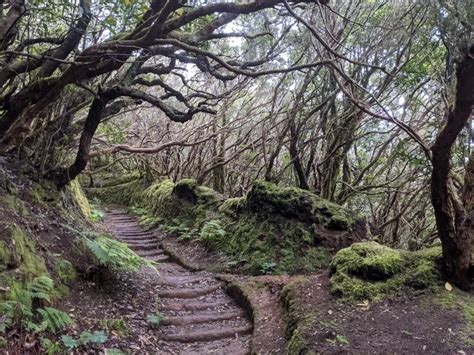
[[105, 209, 253, 354]]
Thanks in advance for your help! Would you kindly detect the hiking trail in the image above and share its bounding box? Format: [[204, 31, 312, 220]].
[[105, 208, 253, 354]]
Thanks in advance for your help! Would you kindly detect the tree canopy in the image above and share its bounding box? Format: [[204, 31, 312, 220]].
[[0, 0, 472, 288]]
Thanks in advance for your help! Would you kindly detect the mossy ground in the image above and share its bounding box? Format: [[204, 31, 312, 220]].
[[329, 242, 442, 300]]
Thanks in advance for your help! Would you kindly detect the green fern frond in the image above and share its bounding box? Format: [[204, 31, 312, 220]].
[[29, 276, 54, 303], [199, 220, 226, 248], [84, 236, 156, 272], [0, 301, 16, 333], [9, 284, 33, 318], [37, 307, 74, 334], [85, 237, 112, 265]]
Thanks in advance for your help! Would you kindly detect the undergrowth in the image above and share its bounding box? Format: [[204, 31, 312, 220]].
[[124, 179, 357, 275], [0, 276, 73, 339]]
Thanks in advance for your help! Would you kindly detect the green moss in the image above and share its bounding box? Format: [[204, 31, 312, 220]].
[[287, 325, 308, 354], [68, 180, 91, 219], [405, 247, 442, 288], [142, 179, 175, 215], [205, 210, 332, 275], [56, 284, 70, 298], [219, 197, 246, 218], [2, 194, 28, 216], [246, 180, 356, 230], [141, 179, 219, 234], [329, 242, 442, 300], [332, 242, 403, 279], [30, 184, 47, 206], [0, 241, 13, 272], [88, 178, 149, 205], [9, 225, 48, 280], [55, 259, 76, 283]]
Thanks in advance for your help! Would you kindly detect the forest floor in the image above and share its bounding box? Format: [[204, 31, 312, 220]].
[[58, 208, 473, 354]]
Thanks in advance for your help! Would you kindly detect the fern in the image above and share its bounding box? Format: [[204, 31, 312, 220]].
[[90, 208, 105, 222], [29, 276, 55, 303], [37, 307, 74, 334], [85, 236, 156, 272], [0, 301, 16, 333], [199, 220, 226, 247], [0, 278, 74, 337], [9, 284, 33, 318], [147, 312, 164, 328], [61, 330, 108, 350]]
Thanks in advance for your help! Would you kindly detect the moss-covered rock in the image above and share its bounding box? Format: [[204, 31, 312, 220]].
[[199, 181, 362, 275], [142, 178, 220, 233], [247, 180, 356, 230], [330, 242, 442, 300], [134, 179, 363, 275]]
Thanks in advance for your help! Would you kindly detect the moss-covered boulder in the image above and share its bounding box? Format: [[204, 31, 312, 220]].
[[247, 180, 356, 230], [198, 181, 364, 275], [330, 242, 442, 300], [142, 178, 220, 232]]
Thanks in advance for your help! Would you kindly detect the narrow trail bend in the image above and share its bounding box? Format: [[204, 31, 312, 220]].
[[105, 208, 253, 354]]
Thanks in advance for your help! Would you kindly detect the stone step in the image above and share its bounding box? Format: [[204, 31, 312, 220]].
[[161, 310, 245, 326], [157, 285, 221, 299], [161, 324, 253, 343], [160, 300, 230, 312]]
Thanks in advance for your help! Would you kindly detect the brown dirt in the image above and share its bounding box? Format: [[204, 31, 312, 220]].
[[282, 273, 474, 354]]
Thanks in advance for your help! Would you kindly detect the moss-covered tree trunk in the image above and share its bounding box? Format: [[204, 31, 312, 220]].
[[431, 45, 474, 289]]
